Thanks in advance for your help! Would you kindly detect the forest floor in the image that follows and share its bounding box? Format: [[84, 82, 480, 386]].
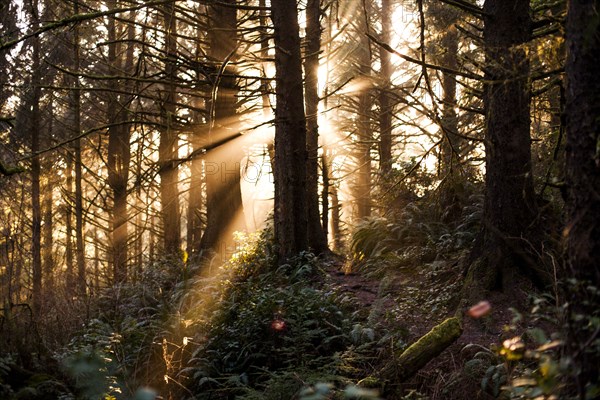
[[323, 255, 523, 398]]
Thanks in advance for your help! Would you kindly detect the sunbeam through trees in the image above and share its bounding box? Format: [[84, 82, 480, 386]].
[[0, 0, 598, 399]]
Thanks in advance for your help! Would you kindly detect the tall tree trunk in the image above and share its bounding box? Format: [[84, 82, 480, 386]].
[[73, 0, 86, 295], [93, 229, 100, 294], [259, 0, 272, 117], [436, 16, 463, 220], [321, 149, 329, 242], [42, 169, 53, 294], [439, 25, 460, 178], [356, 90, 372, 219], [186, 138, 203, 257], [74, 128, 85, 293], [186, 98, 204, 258], [65, 153, 75, 292], [355, 6, 372, 220], [106, 2, 130, 283], [42, 105, 54, 297], [159, 1, 181, 256], [30, 0, 42, 317], [377, 0, 393, 175], [271, 0, 309, 262], [564, 1, 600, 395], [330, 180, 343, 252], [186, 8, 208, 258], [200, 0, 246, 259], [149, 212, 156, 264], [304, 0, 328, 254], [467, 0, 541, 294], [134, 141, 144, 277]]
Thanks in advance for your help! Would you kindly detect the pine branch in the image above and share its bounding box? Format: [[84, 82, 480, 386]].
[[437, 0, 487, 17], [366, 33, 482, 81], [0, 0, 176, 52]]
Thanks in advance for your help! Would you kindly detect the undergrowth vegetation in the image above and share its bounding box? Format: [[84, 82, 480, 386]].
[[0, 183, 596, 400], [0, 228, 391, 399], [351, 181, 482, 278]]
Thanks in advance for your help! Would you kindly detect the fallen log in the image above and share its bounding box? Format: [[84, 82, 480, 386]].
[[386, 317, 463, 381]]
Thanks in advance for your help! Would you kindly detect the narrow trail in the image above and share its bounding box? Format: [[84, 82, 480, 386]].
[[321, 255, 523, 397], [329, 269, 380, 307], [323, 255, 517, 354]]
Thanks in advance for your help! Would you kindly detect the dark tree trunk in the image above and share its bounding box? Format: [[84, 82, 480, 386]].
[[93, 229, 100, 293], [321, 150, 330, 241], [304, 0, 328, 254], [73, 2, 86, 295], [31, 97, 41, 316], [30, 0, 42, 317], [42, 106, 54, 296], [271, 0, 309, 262], [42, 163, 53, 294], [149, 212, 156, 264], [356, 90, 372, 219], [199, 0, 246, 259], [377, 0, 393, 175], [564, 0, 600, 395], [355, 7, 372, 220], [435, 12, 463, 221], [186, 35, 205, 258], [565, 0, 600, 292], [106, 2, 130, 283], [187, 125, 204, 258], [467, 0, 542, 294], [159, 1, 181, 256], [65, 153, 75, 292], [259, 0, 272, 117], [134, 130, 144, 277], [74, 139, 85, 294], [439, 25, 460, 178]]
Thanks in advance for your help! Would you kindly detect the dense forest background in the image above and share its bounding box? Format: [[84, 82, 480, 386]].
[[0, 0, 598, 399]]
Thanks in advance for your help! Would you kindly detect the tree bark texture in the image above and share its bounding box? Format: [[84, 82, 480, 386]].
[[473, 0, 541, 291], [65, 153, 75, 292], [187, 122, 204, 258], [304, 0, 329, 254], [271, 0, 309, 262], [73, 2, 86, 294], [355, 6, 372, 220], [107, 2, 130, 283], [159, 1, 181, 256], [42, 104, 54, 297], [30, 0, 42, 317], [42, 161, 53, 295], [565, 0, 600, 395], [377, 0, 393, 175], [439, 24, 460, 177]]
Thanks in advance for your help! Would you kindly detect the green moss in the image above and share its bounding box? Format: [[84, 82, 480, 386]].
[[358, 375, 381, 388], [393, 317, 463, 381]]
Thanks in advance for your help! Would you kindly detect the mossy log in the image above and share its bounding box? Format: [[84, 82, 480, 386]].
[[388, 317, 462, 381]]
